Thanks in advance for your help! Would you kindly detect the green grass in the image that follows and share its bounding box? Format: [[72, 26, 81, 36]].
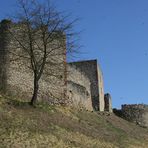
[[0, 94, 148, 148]]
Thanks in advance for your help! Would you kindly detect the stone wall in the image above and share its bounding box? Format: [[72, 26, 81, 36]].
[[68, 60, 104, 111], [104, 93, 112, 112], [0, 20, 9, 93], [97, 63, 104, 111], [0, 20, 108, 112], [121, 104, 148, 127], [0, 20, 67, 104], [67, 64, 93, 111]]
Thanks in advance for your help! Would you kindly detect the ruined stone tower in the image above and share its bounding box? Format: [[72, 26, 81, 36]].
[[68, 60, 104, 111], [0, 20, 67, 103], [104, 93, 112, 112]]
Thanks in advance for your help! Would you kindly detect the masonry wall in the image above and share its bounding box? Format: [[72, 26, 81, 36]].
[[121, 104, 148, 127], [104, 93, 112, 112], [0, 20, 67, 104], [97, 63, 104, 111], [0, 20, 9, 93], [0, 20, 107, 111], [67, 64, 93, 111], [69, 60, 104, 111]]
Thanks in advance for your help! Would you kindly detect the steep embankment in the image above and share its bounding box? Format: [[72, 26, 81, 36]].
[[0, 95, 148, 148]]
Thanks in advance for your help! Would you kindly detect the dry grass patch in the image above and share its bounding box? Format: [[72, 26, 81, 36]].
[[0, 95, 148, 148]]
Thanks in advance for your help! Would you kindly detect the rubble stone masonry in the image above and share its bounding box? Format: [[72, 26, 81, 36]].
[[0, 20, 111, 112], [68, 60, 104, 111], [0, 20, 66, 104], [121, 104, 148, 127]]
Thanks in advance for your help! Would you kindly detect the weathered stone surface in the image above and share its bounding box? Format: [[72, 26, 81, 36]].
[[0, 20, 66, 104], [104, 93, 112, 112], [68, 60, 104, 111], [0, 20, 108, 112], [67, 64, 93, 111], [121, 104, 148, 127], [0, 20, 10, 93]]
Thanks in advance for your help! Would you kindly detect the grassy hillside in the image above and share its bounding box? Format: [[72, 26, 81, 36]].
[[0, 94, 148, 148]]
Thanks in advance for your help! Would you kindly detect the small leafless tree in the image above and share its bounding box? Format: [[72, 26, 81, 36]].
[[8, 0, 78, 105]]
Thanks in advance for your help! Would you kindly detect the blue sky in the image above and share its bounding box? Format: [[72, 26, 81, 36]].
[[0, 0, 148, 108]]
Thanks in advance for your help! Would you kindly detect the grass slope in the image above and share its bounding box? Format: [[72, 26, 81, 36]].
[[0, 95, 148, 148]]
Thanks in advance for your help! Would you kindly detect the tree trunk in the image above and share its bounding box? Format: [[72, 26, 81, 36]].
[[30, 77, 39, 106]]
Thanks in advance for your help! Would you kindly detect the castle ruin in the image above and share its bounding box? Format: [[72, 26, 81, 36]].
[[0, 19, 112, 112], [121, 104, 148, 127], [113, 104, 148, 127]]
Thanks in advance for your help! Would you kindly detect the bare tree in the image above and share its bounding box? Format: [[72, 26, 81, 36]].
[[8, 0, 78, 105]]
